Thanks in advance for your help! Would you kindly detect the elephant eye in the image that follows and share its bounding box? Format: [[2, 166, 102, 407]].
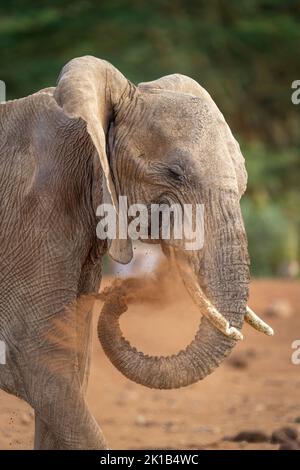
[[167, 165, 185, 182]]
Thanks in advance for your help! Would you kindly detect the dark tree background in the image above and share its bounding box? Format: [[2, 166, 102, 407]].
[[1, 0, 299, 275]]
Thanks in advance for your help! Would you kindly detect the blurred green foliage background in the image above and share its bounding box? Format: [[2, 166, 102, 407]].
[[0, 0, 299, 276]]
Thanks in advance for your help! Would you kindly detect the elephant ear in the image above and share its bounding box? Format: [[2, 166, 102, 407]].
[[54, 56, 133, 264], [139, 74, 247, 197]]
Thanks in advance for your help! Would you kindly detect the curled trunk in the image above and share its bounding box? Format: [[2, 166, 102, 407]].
[[98, 295, 238, 389], [98, 261, 249, 389]]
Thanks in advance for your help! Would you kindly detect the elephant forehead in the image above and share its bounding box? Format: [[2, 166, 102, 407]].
[[144, 93, 213, 137], [123, 93, 213, 155]]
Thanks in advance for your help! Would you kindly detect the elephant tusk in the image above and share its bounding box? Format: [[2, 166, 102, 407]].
[[245, 306, 274, 336], [196, 287, 244, 341], [169, 249, 274, 341], [172, 254, 244, 341]]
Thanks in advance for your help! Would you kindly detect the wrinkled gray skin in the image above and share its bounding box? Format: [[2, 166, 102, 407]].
[[0, 56, 250, 449]]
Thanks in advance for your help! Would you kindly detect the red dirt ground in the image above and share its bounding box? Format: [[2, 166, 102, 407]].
[[0, 277, 299, 450]]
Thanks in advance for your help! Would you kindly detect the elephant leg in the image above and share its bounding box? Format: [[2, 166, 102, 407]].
[[32, 303, 102, 449], [30, 373, 107, 449], [34, 377, 95, 450], [32, 385, 107, 449], [34, 416, 60, 449]]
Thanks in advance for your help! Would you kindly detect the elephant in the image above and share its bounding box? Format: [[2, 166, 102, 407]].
[[0, 56, 273, 449]]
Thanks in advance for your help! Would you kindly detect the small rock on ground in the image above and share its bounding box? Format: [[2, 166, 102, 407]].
[[271, 427, 298, 444], [278, 440, 300, 450], [226, 430, 269, 443]]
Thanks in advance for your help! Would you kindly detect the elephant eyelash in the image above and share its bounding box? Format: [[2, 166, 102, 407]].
[[167, 166, 186, 183]]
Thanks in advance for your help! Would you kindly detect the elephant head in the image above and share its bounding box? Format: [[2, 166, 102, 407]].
[[55, 56, 273, 389]]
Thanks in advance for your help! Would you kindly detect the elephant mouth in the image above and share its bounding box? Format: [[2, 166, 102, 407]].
[[97, 252, 273, 389]]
